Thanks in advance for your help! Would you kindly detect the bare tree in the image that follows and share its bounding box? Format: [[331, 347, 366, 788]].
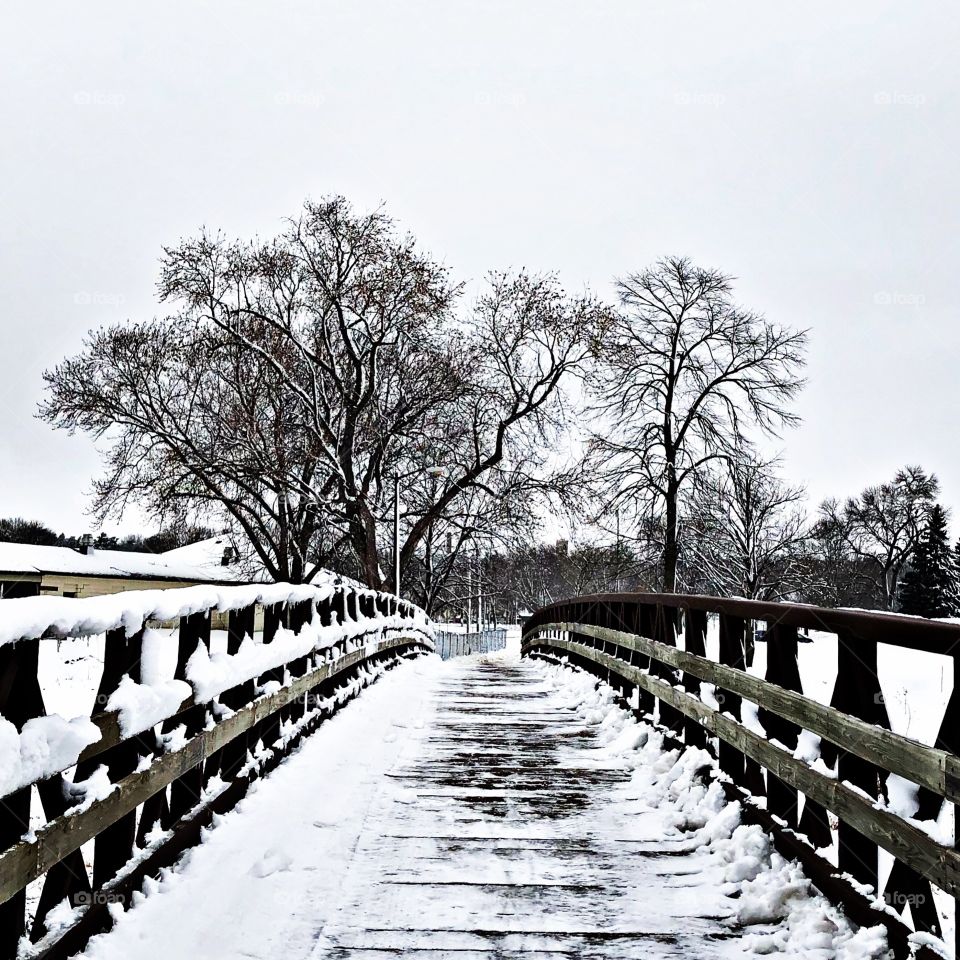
[[803, 504, 880, 609], [42, 198, 608, 586], [824, 465, 938, 610], [683, 449, 810, 602], [585, 257, 807, 591]]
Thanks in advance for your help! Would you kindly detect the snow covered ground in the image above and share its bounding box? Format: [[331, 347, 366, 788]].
[[31, 639, 921, 960]]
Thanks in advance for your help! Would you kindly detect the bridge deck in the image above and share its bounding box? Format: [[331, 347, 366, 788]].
[[315, 659, 738, 959], [76, 655, 826, 960]]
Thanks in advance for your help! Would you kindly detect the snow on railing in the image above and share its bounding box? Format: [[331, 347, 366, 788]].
[[0, 580, 427, 646], [0, 580, 434, 959]]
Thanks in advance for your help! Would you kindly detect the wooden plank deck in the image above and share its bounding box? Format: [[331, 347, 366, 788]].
[[312, 659, 742, 959]]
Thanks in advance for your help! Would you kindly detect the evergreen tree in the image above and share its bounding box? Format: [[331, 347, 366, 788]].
[[899, 505, 959, 617]]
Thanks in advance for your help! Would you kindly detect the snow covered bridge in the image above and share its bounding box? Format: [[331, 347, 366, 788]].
[[0, 585, 958, 959]]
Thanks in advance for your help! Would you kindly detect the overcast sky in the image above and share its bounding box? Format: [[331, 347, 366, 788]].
[[1, 1, 957, 538]]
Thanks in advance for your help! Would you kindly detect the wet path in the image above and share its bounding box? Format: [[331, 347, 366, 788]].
[[312, 659, 740, 959]]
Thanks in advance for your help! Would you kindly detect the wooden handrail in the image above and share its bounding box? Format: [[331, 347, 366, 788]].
[[524, 592, 960, 655]]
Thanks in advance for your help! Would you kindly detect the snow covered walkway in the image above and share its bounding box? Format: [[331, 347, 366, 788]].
[[75, 653, 887, 960]]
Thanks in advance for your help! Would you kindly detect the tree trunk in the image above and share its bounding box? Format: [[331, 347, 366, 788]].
[[664, 482, 679, 592]]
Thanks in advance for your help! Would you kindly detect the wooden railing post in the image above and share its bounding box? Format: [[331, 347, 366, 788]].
[[832, 629, 887, 893], [945, 657, 960, 959], [256, 603, 286, 750], [681, 609, 708, 748], [281, 600, 314, 725], [653, 603, 683, 735], [168, 611, 210, 823], [760, 622, 801, 828], [89, 627, 144, 889], [905, 653, 960, 949], [0, 640, 37, 959], [218, 604, 257, 782], [634, 604, 655, 716], [716, 613, 745, 781]]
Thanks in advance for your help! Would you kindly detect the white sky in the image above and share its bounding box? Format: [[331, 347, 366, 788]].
[[1, 1, 958, 537]]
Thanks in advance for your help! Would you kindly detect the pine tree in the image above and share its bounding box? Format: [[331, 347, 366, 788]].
[[899, 505, 959, 617]]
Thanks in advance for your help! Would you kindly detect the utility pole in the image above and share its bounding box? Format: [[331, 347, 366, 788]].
[[393, 472, 401, 598], [467, 566, 473, 629], [476, 543, 483, 630], [615, 507, 622, 592]]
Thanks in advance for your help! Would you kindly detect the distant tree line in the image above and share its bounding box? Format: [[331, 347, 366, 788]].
[[0, 518, 213, 554], [455, 464, 960, 624]]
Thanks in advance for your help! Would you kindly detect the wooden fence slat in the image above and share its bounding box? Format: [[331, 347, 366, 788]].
[[256, 603, 286, 752], [3, 653, 92, 940], [653, 603, 683, 735], [284, 600, 315, 724], [635, 604, 655, 715], [935, 660, 960, 959]]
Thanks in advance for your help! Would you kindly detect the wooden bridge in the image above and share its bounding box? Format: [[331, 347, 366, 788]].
[[1, 585, 959, 958]]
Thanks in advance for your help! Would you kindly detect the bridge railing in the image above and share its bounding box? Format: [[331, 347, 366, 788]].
[[0, 581, 433, 960], [433, 628, 507, 660], [523, 593, 960, 960]]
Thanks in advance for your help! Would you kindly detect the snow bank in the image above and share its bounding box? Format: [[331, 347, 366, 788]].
[[0, 714, 101, 797], [534, 658, 903, 960]]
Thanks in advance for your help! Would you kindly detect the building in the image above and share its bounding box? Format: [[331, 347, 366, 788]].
[[0, 535, 252, 600]]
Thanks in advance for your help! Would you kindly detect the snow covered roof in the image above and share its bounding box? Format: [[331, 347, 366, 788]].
[[160, 535, 255, 582], [0, 536, 359, 589], [0, 540, 249, 584], [162, 537, 360, 589]]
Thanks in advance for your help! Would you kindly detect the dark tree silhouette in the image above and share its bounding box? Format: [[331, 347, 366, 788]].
[[899, 504, 958, 617], [0, 518, 58, 546]]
